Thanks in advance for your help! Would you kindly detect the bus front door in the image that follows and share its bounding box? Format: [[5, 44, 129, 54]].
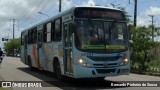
[[64, 23, 73, 75]]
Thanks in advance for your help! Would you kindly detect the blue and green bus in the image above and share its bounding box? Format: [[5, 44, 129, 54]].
[[21, 6, 130, 80]]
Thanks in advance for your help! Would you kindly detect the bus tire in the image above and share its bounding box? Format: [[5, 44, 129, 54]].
[[28, 57, 34, 71], [56, 61, 65, 81]]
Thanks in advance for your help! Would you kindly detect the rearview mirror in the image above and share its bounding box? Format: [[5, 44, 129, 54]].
[[129, 40, 133, 43]]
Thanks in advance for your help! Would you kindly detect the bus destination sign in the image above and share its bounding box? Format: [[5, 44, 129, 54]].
[[74, 8, 125, 20]]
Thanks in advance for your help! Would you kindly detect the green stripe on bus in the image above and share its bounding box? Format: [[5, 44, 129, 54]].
[[82, 45, 105, 49], [106, 45, 125, 49], [82, 45, 125, 49]]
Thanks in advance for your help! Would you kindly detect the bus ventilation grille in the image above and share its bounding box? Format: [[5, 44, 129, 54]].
[[87, 56, 121, 61], [93, 63, 117, 67]]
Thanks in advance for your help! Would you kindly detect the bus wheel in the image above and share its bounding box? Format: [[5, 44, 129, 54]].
[[28, 57, 34, 71], [56, 61, 64, 81]]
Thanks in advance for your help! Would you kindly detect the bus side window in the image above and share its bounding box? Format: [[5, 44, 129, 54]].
[[33, 28, 37, 43], [43, 24, 47, 42], [28, 30, 31, 44], [46, 22, 51, 42], [54, 19, 62, 41], [31, 29, 34, 44], [21, 33, 24, 45], [38, 32, 42, 47], [51, 21, 55, 41]]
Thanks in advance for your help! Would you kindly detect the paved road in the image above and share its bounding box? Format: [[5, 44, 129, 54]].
[[0, 57, 160, 90]]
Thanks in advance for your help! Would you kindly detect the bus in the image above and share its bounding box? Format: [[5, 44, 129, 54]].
[[21, 6, 130, 80]]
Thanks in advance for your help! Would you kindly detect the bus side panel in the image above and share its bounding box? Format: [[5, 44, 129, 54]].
[[43, 42, 55, 72], [34, 42, 63, 72], [41, 43, 50, 71], [27, 44, 38, 68]]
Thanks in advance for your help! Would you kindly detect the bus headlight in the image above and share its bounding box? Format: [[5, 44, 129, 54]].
[[78, 58, 91, 67], [120, 58, 129, 66]]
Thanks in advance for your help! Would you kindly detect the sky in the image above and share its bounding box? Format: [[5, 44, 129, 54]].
[[0, 0, 160, 47]]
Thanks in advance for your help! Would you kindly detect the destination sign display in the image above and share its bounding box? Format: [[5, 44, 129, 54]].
[[74, 7, 126, 20]]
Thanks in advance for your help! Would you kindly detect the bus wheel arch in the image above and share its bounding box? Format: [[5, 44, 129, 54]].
[[53, 57, 58, 74], [53, 57, 65, 81]]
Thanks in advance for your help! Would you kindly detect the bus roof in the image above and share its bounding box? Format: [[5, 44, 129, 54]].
[[22, 6, 123, 33], [75, 6, 122, 11]]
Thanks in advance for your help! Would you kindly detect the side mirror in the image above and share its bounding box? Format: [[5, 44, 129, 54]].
[[129, 40, 133, 43]]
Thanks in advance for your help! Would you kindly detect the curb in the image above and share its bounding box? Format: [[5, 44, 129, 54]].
[[131, 71, 160, 77]]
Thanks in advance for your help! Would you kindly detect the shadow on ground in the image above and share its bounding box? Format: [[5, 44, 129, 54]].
[[17, 67, 128, 90]]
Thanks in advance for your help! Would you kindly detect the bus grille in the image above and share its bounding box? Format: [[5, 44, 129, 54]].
[[93, 63, 117, 67], [87, 56, 121, 61], [96, 69, 115, 74]]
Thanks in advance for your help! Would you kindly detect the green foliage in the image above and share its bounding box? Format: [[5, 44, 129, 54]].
[[129, 25, 160, 72], [131, 26, 155, 51], [3, 38, 21, 56]]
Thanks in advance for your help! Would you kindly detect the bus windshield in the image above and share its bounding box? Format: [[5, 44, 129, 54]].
[[75, 19, 129, 53]]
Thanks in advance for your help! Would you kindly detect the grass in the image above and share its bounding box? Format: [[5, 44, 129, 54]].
[[131, 57, 160, 77], [0, 87, 7, 90]]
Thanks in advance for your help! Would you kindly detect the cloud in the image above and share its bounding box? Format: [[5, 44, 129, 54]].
[[0, 0, 60, 47], [82, 0, 95, 6], [137, 6, 160, 26], [145, 7, 160, 16], [62, 0, 74, 11], [137, 16, 150, 26]]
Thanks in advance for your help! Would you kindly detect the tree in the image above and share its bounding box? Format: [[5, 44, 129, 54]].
[[3, 38, 21, 56], [130, 25, 160, 71], [148, 25, 160, 41]]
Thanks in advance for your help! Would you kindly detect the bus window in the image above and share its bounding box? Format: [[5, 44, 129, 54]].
[[33, 28, 37, 43], [28, 30, 31, 44], [54, 19, 61, 41], [46, 22, 51, 42], [38, 32, 42, 47], [43, 24, 47, 42], [31, 29, 34, 44], [51, 21, 55, 41], [21, 32, 24, 45]]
